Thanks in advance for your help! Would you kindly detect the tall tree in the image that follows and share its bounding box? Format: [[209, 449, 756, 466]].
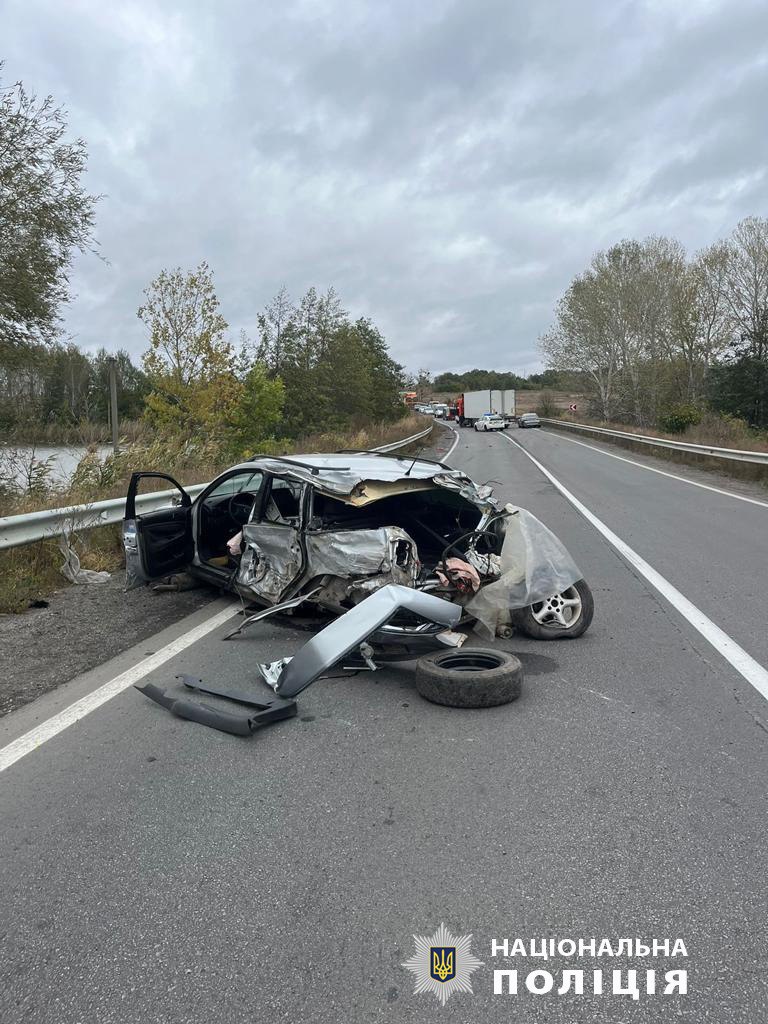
[[256, 286, 296, 375], [540, 269, 621, 421], [712, 217, 768, 427], [138, 263, 239, 435], [354, 317, 405, 420], [724, 216, 768, 361], [0, 71, 99, 350]]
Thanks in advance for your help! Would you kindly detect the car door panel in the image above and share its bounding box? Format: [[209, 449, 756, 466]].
[[236, 476, 306, 603], [123, 472, 193, 588], [238, 523, 304, 604]]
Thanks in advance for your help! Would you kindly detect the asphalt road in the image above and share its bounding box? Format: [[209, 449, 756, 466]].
[[1, 425, 767, 1023]]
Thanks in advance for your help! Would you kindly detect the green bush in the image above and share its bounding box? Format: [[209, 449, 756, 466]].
[[658, 404, 702, 434]]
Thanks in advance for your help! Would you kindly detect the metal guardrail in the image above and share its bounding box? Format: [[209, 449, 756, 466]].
[[0, 425, 434, 551], [370, 424, 433, 453], [540, 418, 768, 465]]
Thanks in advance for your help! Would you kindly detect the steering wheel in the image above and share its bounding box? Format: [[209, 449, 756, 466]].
[[226, 491, 257, 525]]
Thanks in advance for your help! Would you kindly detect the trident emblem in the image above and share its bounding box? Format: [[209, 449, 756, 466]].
[[430, 946, 456, 983]]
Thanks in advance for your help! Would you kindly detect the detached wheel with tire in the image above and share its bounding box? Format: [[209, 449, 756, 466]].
[[511, 578, 594, 640], [415, 648, 523, 708]]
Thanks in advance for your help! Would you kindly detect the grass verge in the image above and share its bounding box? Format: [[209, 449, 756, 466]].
[[544, 413, 768, 486]]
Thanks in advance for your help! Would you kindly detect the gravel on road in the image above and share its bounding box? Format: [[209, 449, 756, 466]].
[[0, 571, 217, 716]]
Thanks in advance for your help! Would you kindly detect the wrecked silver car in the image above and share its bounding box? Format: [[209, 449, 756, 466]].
[[123, 452, 594, 647]]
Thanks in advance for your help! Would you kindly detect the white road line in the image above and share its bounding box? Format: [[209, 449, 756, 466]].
[[541, 430, 768, 509], [0, 603, 241, 774], [503, 434, 768, 702], [441, 423, 460, 463]]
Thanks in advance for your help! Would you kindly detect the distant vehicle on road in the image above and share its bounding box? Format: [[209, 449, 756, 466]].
[[458, 389, 516, 427], [433, 403, 449, 418], [474, 413, 506, 432], [518, 412, 541, 428]]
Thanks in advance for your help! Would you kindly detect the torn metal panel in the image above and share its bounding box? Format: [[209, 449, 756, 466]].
[[238, 523, 303, 604], [223, 587, 322, 640], [260, 584, 461, 698], [304, 526, 419, 587], [259, 658, 292, 692], [342, 478, 439, 506]]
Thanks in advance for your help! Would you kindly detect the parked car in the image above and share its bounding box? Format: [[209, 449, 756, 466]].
[[123, 453, 594, 647], [474, 413, 506, 432], [518, 412, 541, 428]]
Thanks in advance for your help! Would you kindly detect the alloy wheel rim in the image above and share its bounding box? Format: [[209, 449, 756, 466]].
[[530, 585, 583, 629]]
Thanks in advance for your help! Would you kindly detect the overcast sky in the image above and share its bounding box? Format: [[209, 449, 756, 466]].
[[3, 0, 767, 375]]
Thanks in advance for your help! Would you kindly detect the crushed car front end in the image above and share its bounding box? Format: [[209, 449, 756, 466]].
[[227, 453, 587, 642]]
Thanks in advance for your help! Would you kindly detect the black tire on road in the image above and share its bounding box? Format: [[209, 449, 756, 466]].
[[415, 648, 523, 708], [511, 578, 594, 640]]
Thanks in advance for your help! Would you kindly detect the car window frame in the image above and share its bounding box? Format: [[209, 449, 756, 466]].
[[199, 468, 265, 507], [255, 474, 307, 527]]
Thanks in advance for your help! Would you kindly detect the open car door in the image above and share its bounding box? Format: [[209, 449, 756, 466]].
[[123, 472, 194, 590]]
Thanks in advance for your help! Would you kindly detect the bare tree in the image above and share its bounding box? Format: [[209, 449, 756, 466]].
[[724, 216, 768, 360], [668, 243, 730, 402], [540, 270, 620, 421]]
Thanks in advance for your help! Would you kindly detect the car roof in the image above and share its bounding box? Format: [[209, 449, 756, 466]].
[[221, 450, 496, 507], [238, 451, 451, 481]]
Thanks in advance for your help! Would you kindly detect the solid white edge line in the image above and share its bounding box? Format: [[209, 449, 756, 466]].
[[443, 424, 460, 463], [542, 430, 768, 509], [503, 434, 768, 702], [0, 603, 241, 774]]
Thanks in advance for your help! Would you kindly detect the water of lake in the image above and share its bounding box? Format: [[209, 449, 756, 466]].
[[0, 445, 114, 489]]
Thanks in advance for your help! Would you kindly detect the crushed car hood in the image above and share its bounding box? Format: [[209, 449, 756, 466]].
[[237, 454, 496, 508]]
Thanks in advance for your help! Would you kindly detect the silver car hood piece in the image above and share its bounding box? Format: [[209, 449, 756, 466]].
[[257, 584, 462, 698]]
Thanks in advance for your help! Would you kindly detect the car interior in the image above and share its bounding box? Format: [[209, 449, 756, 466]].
[[196, 470, 263, 567], [309, 488, 489, 567], [197, 472, 305, 568]]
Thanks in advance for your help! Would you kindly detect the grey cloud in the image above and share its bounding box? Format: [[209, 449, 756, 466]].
[[2, 0, 766, 376]]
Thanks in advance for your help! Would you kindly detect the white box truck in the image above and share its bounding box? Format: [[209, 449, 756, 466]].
[[458, 389, 516, 427]]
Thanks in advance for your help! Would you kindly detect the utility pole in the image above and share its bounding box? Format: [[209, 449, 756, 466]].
[[108, 357, 119, 453]]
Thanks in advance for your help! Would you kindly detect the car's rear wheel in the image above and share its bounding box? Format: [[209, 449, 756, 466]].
[[511, 579, 594, 640], [415, 648, 523, 707]]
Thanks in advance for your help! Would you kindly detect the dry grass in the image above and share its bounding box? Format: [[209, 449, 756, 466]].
[[555, 410, 768, 451], [548, 411, 768, 485], [296, 413, 427, 455], [4, 418, 150, 445], [0, 541, 66, 613], [0, 414, 430, 613]]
